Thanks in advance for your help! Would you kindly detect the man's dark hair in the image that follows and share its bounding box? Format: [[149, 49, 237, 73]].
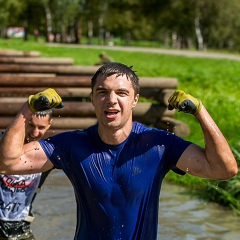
[[34, 109, 53, 121], [91, 62, 140, 95]]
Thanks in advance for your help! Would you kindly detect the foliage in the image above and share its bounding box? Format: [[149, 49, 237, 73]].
[[2, 0, 240, 50], [0, 0, 26, 29]]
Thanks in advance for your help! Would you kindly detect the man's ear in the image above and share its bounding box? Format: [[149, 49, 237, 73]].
[[132, 94, 139, 108], [90, 92, 93, 105], [47, 119, 53, 129]]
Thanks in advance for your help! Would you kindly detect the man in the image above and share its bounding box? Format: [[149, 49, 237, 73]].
[[0, 62, 237, 240], [0, 110, 53, 240]]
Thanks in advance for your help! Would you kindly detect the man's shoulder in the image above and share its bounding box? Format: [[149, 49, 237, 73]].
[[132, 122, 175, 140], [132, 122, 150, 133]]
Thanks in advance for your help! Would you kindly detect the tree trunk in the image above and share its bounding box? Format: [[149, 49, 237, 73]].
[[45, 5, 52, 42], [98, 17, 104, 45], [87, 21, 93, 44], [195, 17, 204, 51]]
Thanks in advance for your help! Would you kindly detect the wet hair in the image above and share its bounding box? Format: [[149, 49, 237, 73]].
[[91, 62, 140, 95], [34, 109, 53, 121]]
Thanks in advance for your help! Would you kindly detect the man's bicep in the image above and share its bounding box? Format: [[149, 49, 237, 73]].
[[21, 141, 53, 173], [176, 144, 209, 178]]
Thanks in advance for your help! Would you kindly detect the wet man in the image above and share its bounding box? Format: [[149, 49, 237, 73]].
[[0, 62, 237, 240], [0, 110, 53, 240]]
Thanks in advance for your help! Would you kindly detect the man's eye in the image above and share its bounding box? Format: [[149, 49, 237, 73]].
[[97, 90, 107, 95], [118, 92, 128, 96]]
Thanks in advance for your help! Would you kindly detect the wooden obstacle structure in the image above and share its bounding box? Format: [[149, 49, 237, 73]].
[[0, 49, 190, 138]]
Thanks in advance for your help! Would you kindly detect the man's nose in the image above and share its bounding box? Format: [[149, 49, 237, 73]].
[[108, 92, 117, 105], [31, 128, 39, 137]]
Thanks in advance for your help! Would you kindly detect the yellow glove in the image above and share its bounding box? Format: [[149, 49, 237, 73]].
[[168, 90, 202, 116], [28, 88, 64, 112]]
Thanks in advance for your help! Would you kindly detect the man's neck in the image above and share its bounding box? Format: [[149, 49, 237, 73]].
[[98, 123, 132, 145]]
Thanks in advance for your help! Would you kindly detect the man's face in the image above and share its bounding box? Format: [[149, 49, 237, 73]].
[[90, 73, 139, 130], [25, 115, 52, 143]]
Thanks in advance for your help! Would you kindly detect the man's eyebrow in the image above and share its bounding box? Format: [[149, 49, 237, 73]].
[[117, 88, 129, 92], [95, 86, 107, 91], [95, 87, 130, 92]]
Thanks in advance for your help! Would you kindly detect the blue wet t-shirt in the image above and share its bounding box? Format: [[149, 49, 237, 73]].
[[39, 122, 191, 240]]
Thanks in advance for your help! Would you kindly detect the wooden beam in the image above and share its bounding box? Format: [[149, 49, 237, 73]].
[[0, 64, 99, 75], [0, 50, 40, 57], [0, 128, 86, 139], [140, 88, 175, 105], [155, 117, 190, 137], [0, 57, 74, 65], [0, 73, 57, 77], [0, 75, 177, 88], [0, 117, 97, 129], [140, 77, 178, 88], [0, 102, 175, 118], [0, 88, 175, 103], [0, 75, 91, 87], [0, 87, 91, 97]]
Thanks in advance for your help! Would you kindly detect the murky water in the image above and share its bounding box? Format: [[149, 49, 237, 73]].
[[158, 183, 240, 240], [31, 170, 240, 240]]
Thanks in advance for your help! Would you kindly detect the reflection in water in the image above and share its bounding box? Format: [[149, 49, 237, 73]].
[[31, 170, 240, 240], [158, 182, 240, 240]]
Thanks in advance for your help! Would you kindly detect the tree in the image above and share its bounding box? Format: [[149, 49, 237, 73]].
[[0, 0, 26, 38]]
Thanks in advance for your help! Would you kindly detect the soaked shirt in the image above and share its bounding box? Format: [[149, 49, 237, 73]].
[[0, 174, 41, 221], [39, 122, 191, 240]]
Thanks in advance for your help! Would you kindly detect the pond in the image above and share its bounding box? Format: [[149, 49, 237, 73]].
[[31, 170, 240, 240]]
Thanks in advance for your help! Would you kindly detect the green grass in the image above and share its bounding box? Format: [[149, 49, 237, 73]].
[[1, 37, 240, 213]]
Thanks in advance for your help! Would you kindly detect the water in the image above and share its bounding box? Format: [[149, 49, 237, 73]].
[[31, 170, 240, 240], [158, 183, 240, 240], [31, 170, 76, 240]]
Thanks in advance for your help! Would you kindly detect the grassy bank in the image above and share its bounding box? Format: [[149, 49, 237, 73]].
[[0, 38, 239, 214]]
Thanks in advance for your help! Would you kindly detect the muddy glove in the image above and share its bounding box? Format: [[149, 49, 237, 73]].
[[168, 90, 202, 116], [28, 88, 64, 112]]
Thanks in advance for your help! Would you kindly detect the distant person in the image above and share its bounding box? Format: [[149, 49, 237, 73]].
[[95, 52, 114, 65], [0, 62, 237, 240], [0, 110, 53, 240], [33, 29, 39, 42]]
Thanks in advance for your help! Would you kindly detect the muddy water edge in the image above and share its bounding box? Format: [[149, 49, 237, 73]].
[[31, 170, 240, 240]]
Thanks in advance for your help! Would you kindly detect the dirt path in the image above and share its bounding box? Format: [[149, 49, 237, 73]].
[[48, 43, 240, 61]]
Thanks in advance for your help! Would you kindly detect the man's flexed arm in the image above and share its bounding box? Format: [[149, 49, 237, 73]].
[[0, 102, 31, 167], [0, 88, 63, 174], [168, 90, 238, 180]]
